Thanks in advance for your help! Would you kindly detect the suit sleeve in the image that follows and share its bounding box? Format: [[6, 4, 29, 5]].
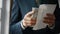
[[10, 21, 23, 34], [10, 0, 22, 25]]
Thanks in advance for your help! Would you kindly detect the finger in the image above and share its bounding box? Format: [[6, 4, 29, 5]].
[[25, 11, 34, 17], [24, 19, 36, 26], [32, 8, 38, 13], [23, 20, 32, 26], [24, 17, 31, 21], [46, 13, 54, 16], [43, 19, 55, 24], [24, 17, 36, 22], [24, 21, 36, 26], [46, 13, 54, 17], [43, 20, 55, 24], [30, 19, 36, 25], [46, 13, 55, 19], [31, 18, 37, 21], [43, 18, 55, 22], [24, 18, 36, 24], [44, 17, 55, 20], [43, 20, 54, 26]]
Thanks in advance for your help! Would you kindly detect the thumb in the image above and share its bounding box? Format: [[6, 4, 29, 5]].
[[32, 8, 38, 13], [25, 11, 34, 17]]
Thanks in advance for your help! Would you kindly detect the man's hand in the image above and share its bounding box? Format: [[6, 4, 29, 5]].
[[43, 13, 56, 27], [22, 11, 36, 27], [22, 11, 56, 28]]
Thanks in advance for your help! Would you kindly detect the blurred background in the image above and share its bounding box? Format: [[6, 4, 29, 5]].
[[1, 0, 10, 34], [0, 0, 2, 34]]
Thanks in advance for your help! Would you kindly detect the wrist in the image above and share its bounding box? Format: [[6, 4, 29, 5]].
[[22, 20, 28, 28], [20, 20, 28, 30]]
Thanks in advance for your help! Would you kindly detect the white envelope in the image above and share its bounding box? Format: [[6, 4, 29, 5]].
[[33, 4, 56, 30]]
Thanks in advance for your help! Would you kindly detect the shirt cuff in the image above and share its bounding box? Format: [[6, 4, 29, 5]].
[[20, 21, 26, 30]]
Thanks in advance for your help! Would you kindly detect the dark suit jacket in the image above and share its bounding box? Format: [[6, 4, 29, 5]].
[[10, 0, 60, 34]]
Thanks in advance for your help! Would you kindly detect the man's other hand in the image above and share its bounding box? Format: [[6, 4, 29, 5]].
[[43, 13, 56, 27]]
